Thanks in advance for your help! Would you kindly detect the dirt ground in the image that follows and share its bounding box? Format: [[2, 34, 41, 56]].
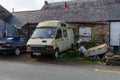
[[0, 53, 120, 71]]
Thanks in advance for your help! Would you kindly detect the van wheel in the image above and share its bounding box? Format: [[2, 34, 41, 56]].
[[14, 48, 21, 56], [54, 50, 59, 58], [70, 44, 75, 51]]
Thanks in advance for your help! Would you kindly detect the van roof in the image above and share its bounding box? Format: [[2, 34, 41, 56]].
[[37, 20, 69, 28]]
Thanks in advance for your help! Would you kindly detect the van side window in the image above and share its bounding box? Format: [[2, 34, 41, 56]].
[[56, 29, 62, 39], [63, 30, 67, 37], [61, 23, 66, 27]]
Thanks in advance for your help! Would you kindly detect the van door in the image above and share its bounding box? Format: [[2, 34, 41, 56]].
[[67, 28, 74, 48], [55, 29, 64, 52], [63, 29, 69, 50]]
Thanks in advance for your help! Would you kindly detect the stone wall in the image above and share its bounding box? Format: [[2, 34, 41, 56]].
[[69, 22, 109, 44], [92, 23, 109, 44]]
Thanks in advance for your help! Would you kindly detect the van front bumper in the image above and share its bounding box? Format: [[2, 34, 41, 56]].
[[28, 50, 56, 55], [27, 46, 56, 55]]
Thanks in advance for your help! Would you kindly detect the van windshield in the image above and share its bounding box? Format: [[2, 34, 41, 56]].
[[31, 27, 56, 38]]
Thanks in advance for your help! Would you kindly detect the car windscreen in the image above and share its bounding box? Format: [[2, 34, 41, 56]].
[[31, 27, 56, 38]]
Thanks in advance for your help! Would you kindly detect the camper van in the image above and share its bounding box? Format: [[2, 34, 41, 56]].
[[27, 21, 74, 58]]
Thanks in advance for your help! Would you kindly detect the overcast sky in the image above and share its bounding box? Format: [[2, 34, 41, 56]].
[[0, 0, 71, 12]]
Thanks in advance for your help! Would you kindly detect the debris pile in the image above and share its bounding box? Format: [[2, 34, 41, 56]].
[[84, 44, 108, 57], [105, 55, 120, 65], [78, 44, 108, 60]]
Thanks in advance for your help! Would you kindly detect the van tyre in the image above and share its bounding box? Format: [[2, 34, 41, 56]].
[[70, 44, 75, 51], [14, 48, 21, 56], [54, 50, 59, 58]]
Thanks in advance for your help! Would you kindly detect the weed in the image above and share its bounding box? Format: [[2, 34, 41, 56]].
[[86, 36, 98, 49]]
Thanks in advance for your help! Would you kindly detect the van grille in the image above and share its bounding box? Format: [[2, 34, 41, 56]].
[[31, 47, 46, 51]]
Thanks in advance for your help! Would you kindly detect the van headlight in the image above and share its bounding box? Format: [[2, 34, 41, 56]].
[[46, 46, 54, 51]]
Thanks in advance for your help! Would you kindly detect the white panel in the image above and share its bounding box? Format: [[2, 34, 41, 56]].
[[110, 22, 120, 46], [79, 27, 91, 42], [79, 27, 91, 37]]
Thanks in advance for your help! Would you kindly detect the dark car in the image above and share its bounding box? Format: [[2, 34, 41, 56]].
[[0, 36, 27, 56]]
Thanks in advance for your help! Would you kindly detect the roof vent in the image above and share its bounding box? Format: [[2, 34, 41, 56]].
[[12, 8, 14, 12]]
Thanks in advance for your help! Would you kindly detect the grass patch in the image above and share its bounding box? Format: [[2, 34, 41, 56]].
[[58, 50, 82, 62], [82, 60, 98, 64], [58, 50, 98, 64], [114, 51, 120, 55]]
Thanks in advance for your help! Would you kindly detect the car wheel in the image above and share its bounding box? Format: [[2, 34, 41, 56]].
[[54, 50, 59, 58], [14, 48, 21, 56]]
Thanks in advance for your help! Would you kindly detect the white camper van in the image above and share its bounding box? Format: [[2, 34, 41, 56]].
[[27, 21, 74, 58]]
